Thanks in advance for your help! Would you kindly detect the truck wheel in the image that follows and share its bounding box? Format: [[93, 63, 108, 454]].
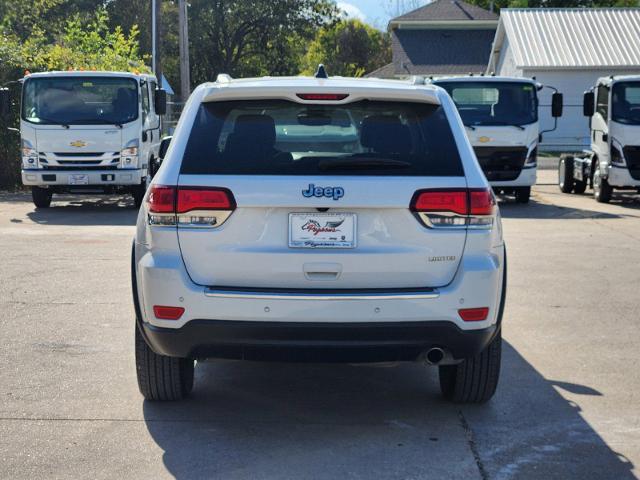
[[439, 328, 502, 404], [135, 326, 194, 401], [132, 184, 146, 208], [32, 186, 52, 208], [515, 187, 531, 203], [149, 156, 159, 179], [593, 163, 612, 203], [558, 156, 574, 193], [573, 180, 587, 194]]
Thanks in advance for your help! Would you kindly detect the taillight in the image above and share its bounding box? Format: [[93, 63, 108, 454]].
[[411, 190, 467, 215], [469, 189, 495, 215], [148, 185, 176, 213], [410, 188, 495, 229], [177, 187, 236, 213], [147, 185, 236, 228]]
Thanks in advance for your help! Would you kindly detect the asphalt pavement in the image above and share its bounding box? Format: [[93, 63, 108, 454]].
[[1, 170, 639, 479]]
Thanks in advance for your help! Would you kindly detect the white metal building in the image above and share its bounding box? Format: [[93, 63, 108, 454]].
[[488, 8, 640, 151]]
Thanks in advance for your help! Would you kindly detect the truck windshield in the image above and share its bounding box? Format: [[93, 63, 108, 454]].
[[612, 82, 640, 125], [22, 77, 139, 126], [436, 81, 538, 127]]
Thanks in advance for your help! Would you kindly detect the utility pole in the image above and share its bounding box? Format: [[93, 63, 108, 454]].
[[178, 0, 191, 101], [152, 0, 162, 82]]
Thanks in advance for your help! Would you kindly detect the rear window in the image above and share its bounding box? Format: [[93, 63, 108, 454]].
[[180, 100, 463, 176]]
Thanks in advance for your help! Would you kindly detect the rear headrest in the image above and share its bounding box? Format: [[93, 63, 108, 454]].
[[360, 115, 412, 154], [233, 114, 276, 146]]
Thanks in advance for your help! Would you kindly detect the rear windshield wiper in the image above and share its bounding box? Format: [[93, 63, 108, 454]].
[[318, 157, 412, 171]]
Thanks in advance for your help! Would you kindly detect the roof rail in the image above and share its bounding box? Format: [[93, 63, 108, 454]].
[[216, 73, 232, 83], [411, 75, 425, 85]]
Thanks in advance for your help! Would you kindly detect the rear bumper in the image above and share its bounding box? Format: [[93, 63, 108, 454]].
[[22, 169, 143, 186], [489, 166, 536, 188], [133, 235, 505, 362], [139, 319, 498, 362]]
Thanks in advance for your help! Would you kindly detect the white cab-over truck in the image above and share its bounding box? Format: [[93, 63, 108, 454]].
[[0, 71, 167, 208], [433, 76, 563, 203], [559, 76, 640, 202]]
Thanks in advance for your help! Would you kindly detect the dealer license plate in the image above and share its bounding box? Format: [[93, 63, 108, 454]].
[[289, 212, 356, 248], [68, 174, 89, 185]]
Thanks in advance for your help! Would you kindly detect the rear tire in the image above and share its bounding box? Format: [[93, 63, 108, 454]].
[[515, 186, 531, 203], [573, 180, 587, 194], [439, 246, 506, 404], [32, 186, 52, 208], [593, 162, 612, 203], [439, 329, 502, 404], [558, 156, 574, 193], [135, 326, 195, 401]]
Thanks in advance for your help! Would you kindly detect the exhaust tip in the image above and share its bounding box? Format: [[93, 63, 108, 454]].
[[425, 347, 445, 365]]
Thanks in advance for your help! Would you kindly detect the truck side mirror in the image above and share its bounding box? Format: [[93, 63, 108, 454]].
[[159, 136, 172, 159], [583, 91, 595, 117], [551, 92, 563, 118], [0, 88, 10, 118], [154, 88, 167, 116]]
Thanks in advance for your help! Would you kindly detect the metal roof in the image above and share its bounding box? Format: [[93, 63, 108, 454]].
[[490, 8, 640, 70]]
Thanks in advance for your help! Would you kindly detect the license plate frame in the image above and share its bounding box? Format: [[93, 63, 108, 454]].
[[68, 174, 89, 185], [288, 212, 357, 249]]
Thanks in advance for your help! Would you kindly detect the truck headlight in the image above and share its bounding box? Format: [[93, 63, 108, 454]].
[[21, 138, 39, 169], [120, 139, 139, 169], [611, 138, 626, 167], [524, 145, 537, 167]]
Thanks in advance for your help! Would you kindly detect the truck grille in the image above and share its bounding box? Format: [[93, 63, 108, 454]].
[[623, 146, 640, 180], [54, 152, 105, 157], [473, 147, 528, 182], [42, 165, 119, 171], [57, 160, 102, 165]]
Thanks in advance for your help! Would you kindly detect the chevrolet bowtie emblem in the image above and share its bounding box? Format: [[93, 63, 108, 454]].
[[478, 136, 491, 143], [70, 140, 87, 148]]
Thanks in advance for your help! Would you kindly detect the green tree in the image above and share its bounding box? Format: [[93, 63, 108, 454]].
[[187, 0, 338, 84], [0, 0, 101, 42], [301, 19, 391, 77], [35, 10, 149, 72]]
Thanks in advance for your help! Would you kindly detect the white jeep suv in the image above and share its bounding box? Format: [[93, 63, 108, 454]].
[[132, 73, 507, 403]]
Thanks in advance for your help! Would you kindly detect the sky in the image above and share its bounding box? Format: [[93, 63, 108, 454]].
[[336, 0, 431, 29]]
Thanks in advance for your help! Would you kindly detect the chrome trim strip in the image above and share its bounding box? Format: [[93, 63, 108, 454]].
[[204, 288, 440, 301]]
